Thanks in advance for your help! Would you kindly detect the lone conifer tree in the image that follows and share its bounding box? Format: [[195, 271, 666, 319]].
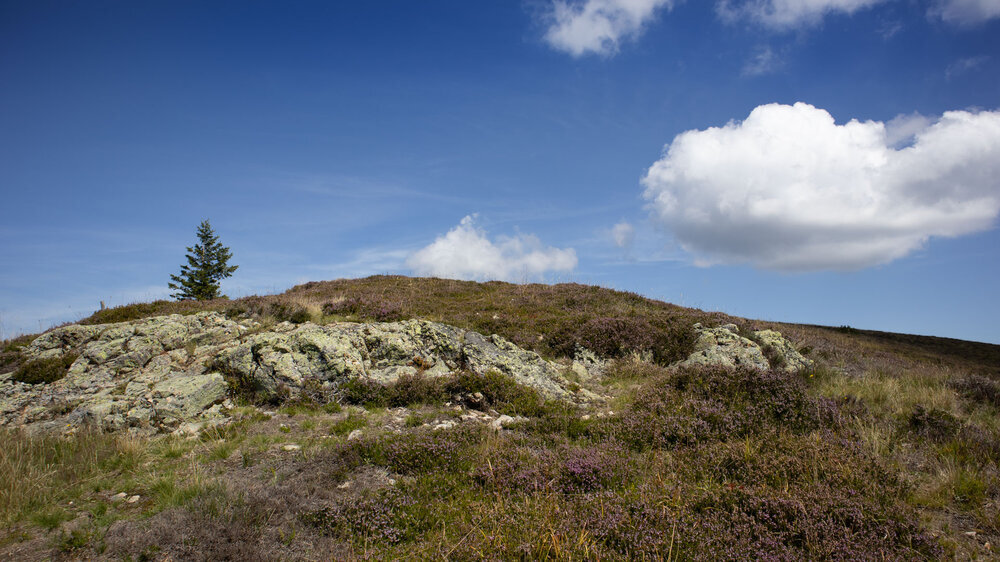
[[168, 220, 238, 301]]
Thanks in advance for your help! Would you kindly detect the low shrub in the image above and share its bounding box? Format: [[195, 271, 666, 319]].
[[908, 406, 960, 441], [591, 365, 839, 451], [226, 297, 310, 324], [549, 316, 696, 365], [304, 488, 414, 544], [474, 444, 628, 495], [443, 370, 550, 417], [949, 374, 1000, 409], [354, 426, 484, 475], [322, 295, 403, 322], [555, 483, 941, 560], [11, 352, 78, 385]]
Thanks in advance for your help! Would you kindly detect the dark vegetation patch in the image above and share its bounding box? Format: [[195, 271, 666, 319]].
[[11, 352, 78, 385], [224, 296, 312, 324], [0, 335, 34, 374], [949, 374, 1000, 409], [589, 364, 839, 451], [334, 370, 555, 418], [321, 295, 404, 322]]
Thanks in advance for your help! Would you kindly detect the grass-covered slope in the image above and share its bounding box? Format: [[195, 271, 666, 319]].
[[1, 276, 999, 560]]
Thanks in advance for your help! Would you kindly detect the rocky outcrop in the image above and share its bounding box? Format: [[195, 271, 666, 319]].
[[1, 313, 248, 434], [0, 313, 597, 435], [212, 318, 594, 405], [753, 329, 813, 373], [677, 323, 811, 373]]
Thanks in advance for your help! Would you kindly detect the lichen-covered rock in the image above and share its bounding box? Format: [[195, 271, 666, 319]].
[[1, 312, 254, 434], [753, 329, 813, 373], [1, 312, 600, 434], [214, 319, 593, 404], [151, 373, 227, 424], [676, 323, 812, 374], [678, 323, 770, 371]]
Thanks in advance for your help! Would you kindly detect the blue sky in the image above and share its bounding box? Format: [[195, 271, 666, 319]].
[[2, 0, 999, 343]]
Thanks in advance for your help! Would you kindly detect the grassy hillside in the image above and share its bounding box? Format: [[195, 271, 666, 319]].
[[2, 276, 999, 560]]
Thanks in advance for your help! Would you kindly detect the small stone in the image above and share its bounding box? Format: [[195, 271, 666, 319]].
[[433, 420, 456, 431], [282, 444, 301, 451], [127, 495, 140, 504], [965, 531, 978, 537], [581, 414, 591, 421], [347, 429, 363, 441], [337, 481, 352, 490], [112, 492, 127, 502], [491, 415, 515, 431]]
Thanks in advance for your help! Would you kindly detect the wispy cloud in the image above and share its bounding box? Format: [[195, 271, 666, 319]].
[[543, 0, 675, 57], [717, 0, 888, 29], [742, 45, 783, 76], [309, 248, 412, 278], [642, 102, 1000, 271], [611, 221, 636, 250], [407, 215, 577, 281], [946, 55, 990, 79], [930, 0, 1000, 25]]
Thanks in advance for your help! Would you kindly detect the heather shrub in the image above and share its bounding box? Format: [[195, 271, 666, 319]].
[[322, 295, 403, 322], [677, 433, 907, 498], [385, 373, 448, 406], [321, 296, 363, 316], [949, 374, 1000, 409], [557, 484, 940, 561], [226, 297, 310, 324], [0, 336, 33, 374], [339, 373, 449, 408], [355, 426, 484, 475], [304, 488, 413, 544], [676, 486, 941, 561], [908, 406, 960, 441], [549, 316, 696, 365], [12, 352, 78, 385], [337, 377, 390, 407], [443, 370, 549, 417], [593, 365, 838, 451], [474, 444, 628, 495]]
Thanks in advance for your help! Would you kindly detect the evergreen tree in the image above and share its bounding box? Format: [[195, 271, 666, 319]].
[[168, 220, 238, 301]]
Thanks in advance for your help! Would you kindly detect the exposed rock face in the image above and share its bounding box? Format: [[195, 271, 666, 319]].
[[1, 313, 595, 434], [213, 318, 593, 405], [677, 323, 811, 373], [754, 329, 813, 373], [1, 313, 247, 434]]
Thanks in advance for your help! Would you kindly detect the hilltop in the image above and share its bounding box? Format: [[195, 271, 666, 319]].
[[1, 276, 998, 560]]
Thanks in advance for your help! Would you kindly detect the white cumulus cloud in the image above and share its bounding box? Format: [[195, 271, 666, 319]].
[[641, 102, 1000, 271], [717, 0, 887, 28], [931, 0, 1000, 24], [407, 215, 578, 281], [544, 0, 675, 57]]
